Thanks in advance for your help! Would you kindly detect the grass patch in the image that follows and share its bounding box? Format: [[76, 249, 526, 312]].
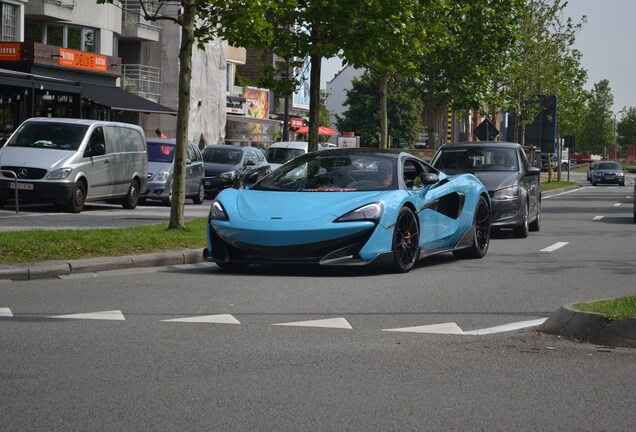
[[0, 218, 208, 265], [541, 180, 576, 192], [573, 295, 636, 321]]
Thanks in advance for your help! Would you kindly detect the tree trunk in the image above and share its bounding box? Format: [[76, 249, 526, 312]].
[[308, 53, 322, 153], [379, 73, 388, 149], [169, 3, 195, 229]]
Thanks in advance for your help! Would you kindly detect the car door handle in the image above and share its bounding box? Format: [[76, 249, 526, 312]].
[[104, 159, 110, 164]]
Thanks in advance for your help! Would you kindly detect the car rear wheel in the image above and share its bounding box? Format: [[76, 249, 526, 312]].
[[65, 181, 86, 213], [121, 179, 139, 209], [192, 182, 205, 204], [390, 207, 419, 273], [453, 196, 490, 259], [512, 201, 529, 238]]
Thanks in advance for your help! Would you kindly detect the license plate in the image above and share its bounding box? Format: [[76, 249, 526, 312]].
[[9, 182, 33, 190]]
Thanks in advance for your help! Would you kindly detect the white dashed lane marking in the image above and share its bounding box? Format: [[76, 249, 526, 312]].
[[162, 314, 240, 324], [48, 310, 126, 321], [272, 317, 353, 329], [541, 242, 569, 252], [383, 319, 547, 335], [593, 216, 604, 221], [0, 307, 13, 317]]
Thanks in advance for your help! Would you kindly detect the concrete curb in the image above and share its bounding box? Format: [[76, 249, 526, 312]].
[[538, 303, 636, 348], [0, 248, 205, 281]]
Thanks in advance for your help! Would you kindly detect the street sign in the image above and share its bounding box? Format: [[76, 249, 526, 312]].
[[474, 118, 499, 141]]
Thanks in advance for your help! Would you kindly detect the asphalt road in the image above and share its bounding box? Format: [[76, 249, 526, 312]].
[[1, 182, 635, 431]]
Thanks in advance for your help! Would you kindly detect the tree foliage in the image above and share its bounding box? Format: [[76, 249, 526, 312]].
[[335, 71, 423, 148], [617, 107, 636, 148], [577, 80, 616, 154]]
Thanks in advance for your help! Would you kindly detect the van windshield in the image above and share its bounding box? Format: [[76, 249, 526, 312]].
[[6, 122, 89, 151]]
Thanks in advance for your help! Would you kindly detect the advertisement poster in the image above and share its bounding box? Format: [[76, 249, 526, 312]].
[[292, 56, 310, 110], [242, 87, 269, 120]]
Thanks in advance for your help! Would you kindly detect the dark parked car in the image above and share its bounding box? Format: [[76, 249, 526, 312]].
[[590, 161, 625, 186], [140, 138, 205, 206], [431, 142, 541, 238], [201, 145, 270, 198], [633, 181, 636, 223]]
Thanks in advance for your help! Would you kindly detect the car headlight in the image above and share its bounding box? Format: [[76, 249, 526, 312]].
[[153, 170, 171, 181], [493, 186, 519, 200], [47, 168, 73, 180], [209, 200, 229, 221], [617, 172, 624, 177], [335, 203, 383, 222], [220, 171, 239, 182]]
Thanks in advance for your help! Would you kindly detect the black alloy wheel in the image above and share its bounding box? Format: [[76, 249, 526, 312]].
[[391, 207, 419, 273], [193, 182, 205, 204], [453, 196, 491, 259]]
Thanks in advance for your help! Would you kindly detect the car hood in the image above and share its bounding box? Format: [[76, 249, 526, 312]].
[[204, 162, 240, 176], [0, 147, 75, 171], [232, 189, 387, 222], [471, 171, 519, 191], [147, 161, 173, 175], [594, 169, 622, 174]]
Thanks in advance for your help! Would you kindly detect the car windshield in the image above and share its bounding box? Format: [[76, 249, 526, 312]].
[[202, 147, 242, 164], [433, 147, 519, 173], [6, 122, 89, 151], [253, 151, 397, 192], [597, 162, 621, 170], [147, 143, 175, 163], [265, 147, 305, 164]]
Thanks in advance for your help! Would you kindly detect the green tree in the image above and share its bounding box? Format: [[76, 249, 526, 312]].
[[495, 0, 588, 144], [577, 80, 616, 155], [409, 0, 521, 148], [335, 71, 423, 148], [616, 107, 636, 149], [98, 0, 274, 229]]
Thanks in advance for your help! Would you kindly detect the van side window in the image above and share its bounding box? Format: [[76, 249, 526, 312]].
[[85, 127, 105, 156]]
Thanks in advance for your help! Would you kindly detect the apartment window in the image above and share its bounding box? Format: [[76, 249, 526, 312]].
[[43, 23, 98, 53], [1, 2, 18, 41]]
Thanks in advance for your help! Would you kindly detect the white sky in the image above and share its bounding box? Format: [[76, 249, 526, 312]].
[[321, 0, 635, 116]]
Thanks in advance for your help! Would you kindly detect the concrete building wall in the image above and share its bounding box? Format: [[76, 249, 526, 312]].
[[324, 65, 365, 129]]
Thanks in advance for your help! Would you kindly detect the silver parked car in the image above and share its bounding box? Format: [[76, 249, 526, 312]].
[[140, 138, 205, 206], [431, 142, 541, 238]]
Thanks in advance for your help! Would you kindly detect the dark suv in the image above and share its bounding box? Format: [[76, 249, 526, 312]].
[[201, 145, 271, 198]]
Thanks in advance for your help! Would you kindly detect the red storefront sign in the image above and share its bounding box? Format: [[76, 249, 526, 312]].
[[0, 43, 21, 61], [290, 118, 305, 129], [58, 48, 108, 72]]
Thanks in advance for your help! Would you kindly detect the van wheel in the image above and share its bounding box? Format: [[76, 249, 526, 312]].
[[192, 182, 205, 204], [65, 181, 86, 213], [121, 179, 139, 209]]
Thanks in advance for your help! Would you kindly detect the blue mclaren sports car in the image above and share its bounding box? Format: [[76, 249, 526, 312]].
[[203, 148, 492, 273]]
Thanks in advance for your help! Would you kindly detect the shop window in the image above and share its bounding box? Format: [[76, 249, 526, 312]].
[[46, 24, 64, 47], [25, 22, 43, 43]]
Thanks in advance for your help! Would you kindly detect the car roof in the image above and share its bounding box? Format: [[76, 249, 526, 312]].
[[438, 141, 522, 150], [146, 138, 196, 146], [268, 141, 309, 149], [202, 145, 251, 151]]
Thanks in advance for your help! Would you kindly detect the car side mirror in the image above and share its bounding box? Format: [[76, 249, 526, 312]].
[[526, 167, 541, 176], [186, 158, 192, 165], [244, 160, 255, 167], [419, 172, 439, 185]]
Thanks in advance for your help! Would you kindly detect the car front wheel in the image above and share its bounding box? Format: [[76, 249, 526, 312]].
[[453, 196, 491, 259], [390, 207, 419, 273], [192, 182, 205, 204], [65, 181, 86, 213], [512, 201, 529, 238]]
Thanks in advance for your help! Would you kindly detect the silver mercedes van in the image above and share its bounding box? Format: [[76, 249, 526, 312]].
[[0, 118, 147, 213]]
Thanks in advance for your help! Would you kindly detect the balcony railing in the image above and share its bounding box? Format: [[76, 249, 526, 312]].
[[122, 64, 161, 102], [45, 0, 77, 8], [121, 1, 162, 32]]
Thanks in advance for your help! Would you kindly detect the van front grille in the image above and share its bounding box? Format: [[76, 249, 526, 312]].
[[0, 166, 48, 180]]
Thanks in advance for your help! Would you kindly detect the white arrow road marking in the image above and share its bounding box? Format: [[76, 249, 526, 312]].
[[383, 319, 548, 335], [0, 307, 13, 317], [593, 216, 604, 221], [48, 310, 125, 321], [464, 318, 548, 335], [383, 322, 464, 334], [162, 314, 240, 324], [273, 317, 352, 329], [541, 242, 569, 252]]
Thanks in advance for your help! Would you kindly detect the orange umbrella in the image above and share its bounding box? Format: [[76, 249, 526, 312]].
[[294, 125, 337, 135]]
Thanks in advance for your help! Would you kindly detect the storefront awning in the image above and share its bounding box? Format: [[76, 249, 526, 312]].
[[82, 83, 177, 116]]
